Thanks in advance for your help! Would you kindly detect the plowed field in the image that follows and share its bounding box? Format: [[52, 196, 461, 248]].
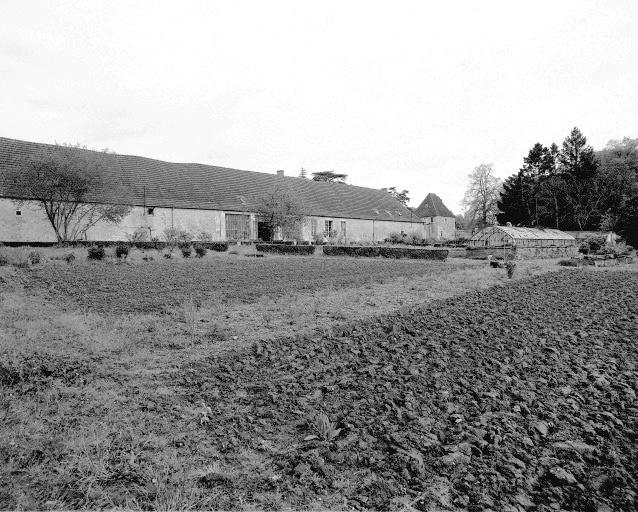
[[186, 270, 638, 511], [26, 258, 461, 313]]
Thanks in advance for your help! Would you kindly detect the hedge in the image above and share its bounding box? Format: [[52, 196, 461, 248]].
[[0, 240, 231, 252], [323, 245, 448, 260], [256, 244, 316, 255], [322, 246, 381, 257]]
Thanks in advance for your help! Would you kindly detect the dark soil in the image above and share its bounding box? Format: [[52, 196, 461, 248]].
[[185, 270, 638, 511], [25, 258, 458, 314]]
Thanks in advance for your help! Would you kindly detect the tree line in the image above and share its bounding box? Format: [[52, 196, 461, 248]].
[[462, 127, 638, 246]]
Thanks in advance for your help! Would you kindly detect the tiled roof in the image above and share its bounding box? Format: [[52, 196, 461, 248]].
[[0, 137, 419, 223], [414, 193, 454, 218]]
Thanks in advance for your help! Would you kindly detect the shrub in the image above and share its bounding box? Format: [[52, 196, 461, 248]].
[[64, 253, 76, 264], [558, 259, 579, 267], [198, 231, 214, 242], [256, 244, 316, 255], [323, 246, 380, 257], [87, 245, 105, 260], [194, 244, 207, 258], [206, 242, 229, 252], [384, 232, 404, 244], [580, 236, 606, 254], [28, 251, 41, 264], [312, 233, 326, 245], [127, 227, 148, 243], [379, 247, 448, 260], [115, 243, 130, 259], [505, 260, 516, 279], [180, 243, 192, 258], [163, 227, 177, 245], [164, 252, 172, 259], [323, 245, 448, 260], [0, 254, 9, 266]]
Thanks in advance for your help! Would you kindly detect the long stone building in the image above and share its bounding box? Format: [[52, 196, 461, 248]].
[[0, 137, 454, 243]]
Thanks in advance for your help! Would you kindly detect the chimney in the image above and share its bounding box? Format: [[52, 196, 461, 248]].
[[276, 170, 284, 177]]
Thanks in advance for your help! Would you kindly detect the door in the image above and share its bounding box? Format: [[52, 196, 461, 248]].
[[258, 222, 272, 242]]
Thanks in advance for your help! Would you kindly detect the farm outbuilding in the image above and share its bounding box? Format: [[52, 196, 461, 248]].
[[0, 136, 438, 244], [413, 193, 456, 241], [467, 226, 577, 259]]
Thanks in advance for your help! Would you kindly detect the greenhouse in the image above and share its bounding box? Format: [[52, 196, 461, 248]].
[[467, 226, 577, 259]]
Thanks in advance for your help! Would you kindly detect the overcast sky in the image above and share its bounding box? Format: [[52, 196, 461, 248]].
[[2, 1, 637, 212]]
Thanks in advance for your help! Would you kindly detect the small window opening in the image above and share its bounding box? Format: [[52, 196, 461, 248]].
[[147, 207, 155, 215], [15, 209, 22, 216]]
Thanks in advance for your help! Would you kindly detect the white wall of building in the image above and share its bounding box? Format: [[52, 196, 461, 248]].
[[424, 216, 455, 241], [299, 216, 426, 243], [1, 198, 444, 243], [0, 199, 228, 242]]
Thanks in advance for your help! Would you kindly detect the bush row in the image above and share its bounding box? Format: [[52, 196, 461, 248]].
[[323, 245, 449, 260], [0, 240, 230, 252], [255, 244, 316, 255]]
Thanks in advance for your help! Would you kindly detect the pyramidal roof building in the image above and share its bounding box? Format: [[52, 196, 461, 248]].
[[414, 193, 455, 219], [413, 193, 455, 241]]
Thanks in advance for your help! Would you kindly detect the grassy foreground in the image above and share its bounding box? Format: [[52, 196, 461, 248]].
[[1, 253, 636, 510]]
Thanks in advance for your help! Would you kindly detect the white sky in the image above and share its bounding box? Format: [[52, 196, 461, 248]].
[[2, 1, 637, 212]]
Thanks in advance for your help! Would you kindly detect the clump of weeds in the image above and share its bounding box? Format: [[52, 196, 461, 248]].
[[305, 413, 342, 441]]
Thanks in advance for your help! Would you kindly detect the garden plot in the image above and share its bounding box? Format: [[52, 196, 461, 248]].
[[25, 257, 462, 314], [2, 262, 637, 511], [185, 271, 638, 511]]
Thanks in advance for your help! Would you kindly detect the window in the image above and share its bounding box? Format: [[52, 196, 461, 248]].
[[147, 207, 155, 215], [324, 220, 334, 235], [311, 219, 319, 237], [340, 221, 346, 237], [225, 213, 251, 240], [15, 210, 22, 216]]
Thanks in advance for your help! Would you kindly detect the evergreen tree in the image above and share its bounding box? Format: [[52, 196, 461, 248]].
[[497, 143, 557, 226], [311, 170, 347, 183], [559, 127, 604, 229], [617, 195, 638, 247]]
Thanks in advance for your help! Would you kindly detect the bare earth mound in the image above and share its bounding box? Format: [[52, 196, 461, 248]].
[[186, 271, 638, 511]]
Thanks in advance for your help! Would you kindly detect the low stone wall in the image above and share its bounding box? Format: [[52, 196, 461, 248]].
[[466, 246, 577, 260]]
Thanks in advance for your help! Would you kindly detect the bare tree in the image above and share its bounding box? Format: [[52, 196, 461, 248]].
[[256, 185, 306, 240], [8, 143, 131, 242], [462, 163, 502, 229]]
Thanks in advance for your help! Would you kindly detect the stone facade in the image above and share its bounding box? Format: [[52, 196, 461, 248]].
[[424, 216, 455, 241], [0, 198, 429, 244]]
